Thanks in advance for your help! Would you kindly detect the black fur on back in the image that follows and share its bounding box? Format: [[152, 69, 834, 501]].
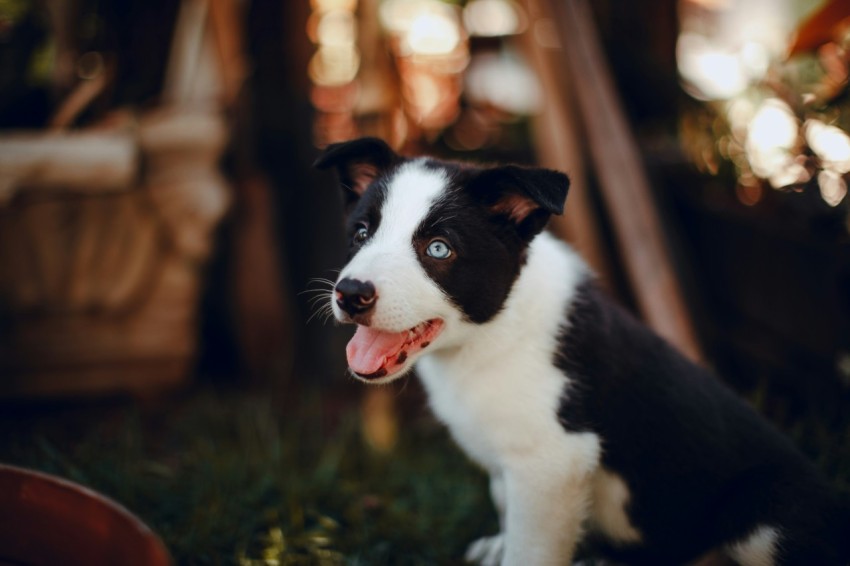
[[556, 280, 849, 565]]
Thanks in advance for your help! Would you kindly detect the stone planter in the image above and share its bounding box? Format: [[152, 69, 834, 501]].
[[0, 109, 230, 397]]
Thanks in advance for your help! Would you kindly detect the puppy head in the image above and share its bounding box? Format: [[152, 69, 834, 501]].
[[315, 137, 570, 383]]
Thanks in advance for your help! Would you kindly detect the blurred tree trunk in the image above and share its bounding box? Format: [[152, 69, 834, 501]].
[[244, 0, 350, 389]]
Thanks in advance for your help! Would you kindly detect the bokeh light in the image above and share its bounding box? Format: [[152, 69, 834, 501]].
[[677, 33, 749, 100], [463, 0, 526, 38], [404, 9, 461, 56], [678, 0, 850, 212], [806, 119, 850, 175], [307, 0, 558, 148], [818, 169, 848, 207], [465, 50, 540, 115]]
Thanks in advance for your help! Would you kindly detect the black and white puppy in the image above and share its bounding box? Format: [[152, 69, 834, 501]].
[[315, 137, 849, 566]]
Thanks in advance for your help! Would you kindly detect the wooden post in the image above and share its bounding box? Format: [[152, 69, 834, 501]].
[[521, 0, 617, 294], [208, 0, 248, 108], [545, 0, 703, 363]]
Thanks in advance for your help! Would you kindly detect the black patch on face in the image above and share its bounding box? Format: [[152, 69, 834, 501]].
[[342, 163, 405, 261], [412, 162, 532, 324], [556, 281, 847, 564]]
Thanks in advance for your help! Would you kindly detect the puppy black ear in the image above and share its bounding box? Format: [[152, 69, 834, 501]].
[[313, 137, 398, 208], [469, 165, 570, 240]]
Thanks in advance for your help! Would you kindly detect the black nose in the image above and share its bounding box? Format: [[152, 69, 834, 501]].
[[335, 278, 377, 317]]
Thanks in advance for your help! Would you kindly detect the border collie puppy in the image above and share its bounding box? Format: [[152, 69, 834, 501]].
[[315, 137, 849, 566]]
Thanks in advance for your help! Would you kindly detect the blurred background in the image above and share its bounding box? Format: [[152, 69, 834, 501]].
[[0, 0, 848, 563]]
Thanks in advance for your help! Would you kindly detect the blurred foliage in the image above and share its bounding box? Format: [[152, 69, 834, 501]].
[[678, 20, 850, 219], [0, 388, 495, 565], [0, 0, 30, 22]]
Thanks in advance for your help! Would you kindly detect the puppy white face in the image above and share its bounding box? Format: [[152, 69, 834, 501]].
[[333, 162, 462, 383], [315, 138, 569, 383]]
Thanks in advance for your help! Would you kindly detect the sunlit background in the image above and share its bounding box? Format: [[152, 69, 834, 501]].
[[677, 0, 850, 211], [308, 0, 542, 153], [0, 0, 848, 562], [308, 0, 850, 215]]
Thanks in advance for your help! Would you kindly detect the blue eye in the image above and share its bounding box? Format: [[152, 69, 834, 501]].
[[426, 239, 452, 259], [353, 225, 369, 244]]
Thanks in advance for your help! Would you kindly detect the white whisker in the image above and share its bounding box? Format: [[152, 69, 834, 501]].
[[305, 303, 333, 324]]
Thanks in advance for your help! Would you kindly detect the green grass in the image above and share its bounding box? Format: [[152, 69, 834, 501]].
[[2, 381, 848, 565], [0, 386, 496, 565]]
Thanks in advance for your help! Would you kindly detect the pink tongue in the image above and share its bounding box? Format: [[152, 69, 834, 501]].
[[346, 325, 408, 375]]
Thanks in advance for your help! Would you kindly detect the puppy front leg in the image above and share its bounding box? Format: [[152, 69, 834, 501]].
[[466, 473, 507, 565], [502, 465, 593, 566], [491, 472, 507, 529]]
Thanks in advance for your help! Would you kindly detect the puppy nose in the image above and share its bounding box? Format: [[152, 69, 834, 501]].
[[335, 278, 377, 316]]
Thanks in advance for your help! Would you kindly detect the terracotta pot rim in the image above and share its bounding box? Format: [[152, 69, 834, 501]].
[[0, 463, 171, 565]]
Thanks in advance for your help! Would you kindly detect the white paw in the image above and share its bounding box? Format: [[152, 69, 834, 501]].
[[465, 534, 505, 566]]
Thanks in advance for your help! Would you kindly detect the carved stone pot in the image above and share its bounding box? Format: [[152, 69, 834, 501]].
[[0, 108, 230, 397]]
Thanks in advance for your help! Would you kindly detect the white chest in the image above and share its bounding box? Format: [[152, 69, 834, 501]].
[[417, 344, 577, 472], [417, 346, 642, 548], [411, 234, 644, 552], [413, 233, 593, 473]]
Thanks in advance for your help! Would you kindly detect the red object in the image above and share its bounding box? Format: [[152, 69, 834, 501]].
[[0, 464, 171, 566], [789, 0, 850, 55]]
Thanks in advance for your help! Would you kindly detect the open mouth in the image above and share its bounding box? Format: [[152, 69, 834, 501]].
[[346, 319, 444, 380]]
